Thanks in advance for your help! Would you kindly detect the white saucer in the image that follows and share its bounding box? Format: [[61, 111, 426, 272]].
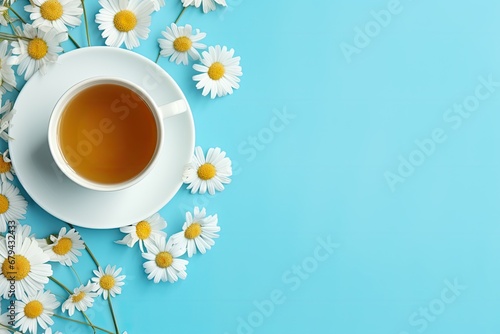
[[9, 47, 195, 229]]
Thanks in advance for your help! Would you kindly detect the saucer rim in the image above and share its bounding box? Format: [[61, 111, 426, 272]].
[[9, 47, 195, 229]]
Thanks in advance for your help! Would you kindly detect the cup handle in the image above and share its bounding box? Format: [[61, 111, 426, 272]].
[[158, 99, 188, 119]]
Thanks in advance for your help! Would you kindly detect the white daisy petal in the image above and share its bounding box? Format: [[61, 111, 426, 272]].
[[96, 0, 153, 49], [182, 146, 232, 195], [61, 281, 99, 316], [141, 235, 188, 283], [158, 23, 206, 65], [14, 290, 60, 334], [181, 0, 226, 13], [91, 265, 126, 299], [0, 41, 17, 93], [151, 0, 165, 11], [43, 328, 63, 334], [173, 207, 220, 258], [0, 232, 52, 300], [0, 6, 12, 27], [9, 24, 66, 80], [0, 182, 27, 233], [43, 227, 85, 266], [192, 45, 242, 98], [115, 213, 167, 252]]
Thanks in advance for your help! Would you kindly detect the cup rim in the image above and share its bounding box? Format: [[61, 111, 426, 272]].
[[48, 76, 164, 192]]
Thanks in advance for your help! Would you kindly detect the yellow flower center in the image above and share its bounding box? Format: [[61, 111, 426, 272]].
[[0, 155, 11, 174], [24, 300, 43, 319], [99, 275, 115, 290], [184, 223, 202, 239], [155, 252, 173, 268], [197, 163, 216, 180], [52, 237, 73, 255], [208, 62, 225, 80], [28, 38, 48, 60], [2, 255, 31, 281], [40, 0, 63, 21], [173, 36, 192, 52], [113, 10, 137, 32], [135, 221, 152, 240], [72, 291, 86, 303], [0, 194, 9, 214]]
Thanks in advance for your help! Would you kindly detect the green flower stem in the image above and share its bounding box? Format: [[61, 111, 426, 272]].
[[70, 265, 83, 285], [68, 34, 81, 49], [0, 35, 30, 42], [82, 311, 97, 334], [49, 276, 101, 334], [85, 243, 100, 268], [8, 21, 16, 34], [174, 5, 188, 24], [52, 292, 67, 299], [49, 276, 73, 294], [10, 5, 81, 48], [155, 5, 189, 63], [64, 223, 119, 334], [0, 32, 23, 42], [81, 0, 91, 46], [65, 222, 100, 268], [9, 6, 26, 24], [53, 314, 114, 334], [0, 322, 16, 332], [85, 244, 119, 334], [108, 297, 120, 334]]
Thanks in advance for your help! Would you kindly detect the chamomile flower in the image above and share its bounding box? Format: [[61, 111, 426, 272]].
[[171, 207, 219, 257], [193, 45, 242, 98], [15, 290, 60, 334], [116, 213, 167, 252], [25, 0, 83, 33], [181, 0, 226, 13], [0, 7, 7, 27], [0, 40, 16, 93], [0, 149, 14, 183], [0, 99, 14, 141], [95, 0, 154, 50], [44, 227, 84, 266], [0, 5, 11, 27], [151, 0, 164, 11], [142, 236, 188, 283], [10, 24, 67, 80], [183, 146, 232, 195], [158, 23, 206, 65], [91, 265, 125, 299], [0, 232, 52, 299], [0, 182, 27, 233], [61, 281, 98, 316]]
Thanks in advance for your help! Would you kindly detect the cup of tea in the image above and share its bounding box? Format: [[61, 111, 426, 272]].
[[48, 76, 188, 192]]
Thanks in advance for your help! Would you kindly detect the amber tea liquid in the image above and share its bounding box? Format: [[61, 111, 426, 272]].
[[58, 83, 158, 184]]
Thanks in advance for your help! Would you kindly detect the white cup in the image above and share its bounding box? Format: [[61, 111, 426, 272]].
[[48, 76, 188, 192]]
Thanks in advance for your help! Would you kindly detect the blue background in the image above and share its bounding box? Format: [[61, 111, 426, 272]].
[[2, 0, 500, 333]]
